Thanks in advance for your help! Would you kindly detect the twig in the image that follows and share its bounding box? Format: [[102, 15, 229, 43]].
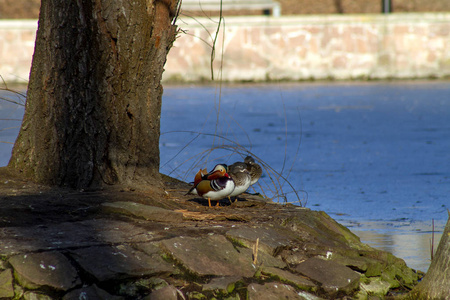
[[210, 0, 224, 81], [172, 0, 182, 25], [430, 218, 435, 261]]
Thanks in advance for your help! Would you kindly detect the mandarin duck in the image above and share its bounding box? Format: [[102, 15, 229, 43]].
[[244, 156, 262, 186], [187, 164, 235, 207], [227, 161, 251, 203], [187, 164, 226, 195]]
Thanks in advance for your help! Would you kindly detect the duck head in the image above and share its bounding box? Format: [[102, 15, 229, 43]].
[[207, 164, 228, 179]]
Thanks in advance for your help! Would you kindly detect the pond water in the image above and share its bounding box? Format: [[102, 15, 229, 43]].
[[159, 81, 449, 272], [1, 81, 449, 272]]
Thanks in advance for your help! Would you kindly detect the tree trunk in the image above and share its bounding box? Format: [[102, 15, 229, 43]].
[[8, 0, 178, 189], [409, 211, 450, 299]]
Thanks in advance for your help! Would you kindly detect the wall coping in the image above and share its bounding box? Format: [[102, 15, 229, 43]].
[[0, 19, 38, 29], [1, 12, 450, 29], [176, 13, 450, 28]]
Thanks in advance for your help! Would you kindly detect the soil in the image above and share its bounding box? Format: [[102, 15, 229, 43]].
[[1, 0, 449, 19]]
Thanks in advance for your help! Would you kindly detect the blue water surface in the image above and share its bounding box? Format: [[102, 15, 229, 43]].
[[159, 81, 450, 271], [160, 81, 449, 223]]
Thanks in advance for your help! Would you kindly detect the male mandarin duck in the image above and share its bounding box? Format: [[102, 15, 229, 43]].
[[227, 161, 251, 203], [187, 164, 235, 207], [188, 164, 225, 196]]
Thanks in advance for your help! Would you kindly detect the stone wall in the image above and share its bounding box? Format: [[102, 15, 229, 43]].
[[0, 20, 37, 83], [165, 13, 450, 81], [1, 14, 450, 83]]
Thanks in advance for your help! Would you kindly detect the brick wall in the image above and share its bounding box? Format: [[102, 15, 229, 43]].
[[1, 14, 449, 83]]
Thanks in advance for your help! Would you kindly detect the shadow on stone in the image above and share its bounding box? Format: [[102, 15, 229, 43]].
[[0, 169, 421, 299]]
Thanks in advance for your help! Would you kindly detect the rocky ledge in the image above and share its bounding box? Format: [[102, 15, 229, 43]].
[[0, 172, 419, 299]]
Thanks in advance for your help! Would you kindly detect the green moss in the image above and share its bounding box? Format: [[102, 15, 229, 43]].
[[380, 261, 419, 290], [225, 236, 249, 249], [365, 260, 383, 277], [226, 281, 236, 294], [188, 291, 207, 299]]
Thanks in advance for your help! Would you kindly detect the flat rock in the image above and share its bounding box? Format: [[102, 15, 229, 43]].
[[134, 242, 169, 257], [232, 196, 270, 208], [279, 249, 309, 265], [247, 282, 316, 300], [63, 284, 124, 300], [69, 244, 174, 282], [203, 276, 242, 293], [330, 253, 381, 274], [294, 257, 360, 296], [261, 266, 316, 291], [23, 291, 53, 300], [144, 285, 179, 300], [160, 234, 285, 277], [102, 202, 183, 222], [226, 226, 294, 256], [0, 269, 14, 298], [0, 219, 162, 256], [359, 277, 391, 296], [280, 210, 367, 253], [9, 251, 80, 291]]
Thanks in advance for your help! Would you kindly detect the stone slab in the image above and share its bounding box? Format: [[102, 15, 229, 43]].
[[102, 202, 183, 222], [144, 285, 179, 300], [9, 251, 80, 291], [160, 234, 285, 277], [359, 277, 391, 296], [330, 253, 383, 275], [247, 282, 311, 300], [294, 257, 360, 296], [261, 266, 316, 291], [23, 291, 53, 300], [69, 244, 174, 282], [0, 219, 162, 256], [134, 242, 168, 257], [202, 276, 242, 293], [63, 284, 124, 300], [0, 269, 14, 298], [226, 226, 294, 256]]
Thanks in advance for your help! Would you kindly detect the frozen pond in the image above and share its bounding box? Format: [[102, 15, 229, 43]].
[[159, 81, 449, 272], [1, 81, 449, 272], [0, 88, 25, 167]]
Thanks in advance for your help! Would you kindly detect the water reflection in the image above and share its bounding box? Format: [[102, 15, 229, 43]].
[[342, 220, 445, 272]]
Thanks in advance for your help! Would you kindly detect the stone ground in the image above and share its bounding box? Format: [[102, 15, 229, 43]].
[[0, 167, 420, 299]]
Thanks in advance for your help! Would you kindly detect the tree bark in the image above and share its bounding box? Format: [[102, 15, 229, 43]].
[[409, 211, 450, 299], [8, 0, 178, 189]]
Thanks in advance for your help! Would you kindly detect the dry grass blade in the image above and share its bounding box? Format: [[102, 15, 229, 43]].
[[252, 237, 259, 265]]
